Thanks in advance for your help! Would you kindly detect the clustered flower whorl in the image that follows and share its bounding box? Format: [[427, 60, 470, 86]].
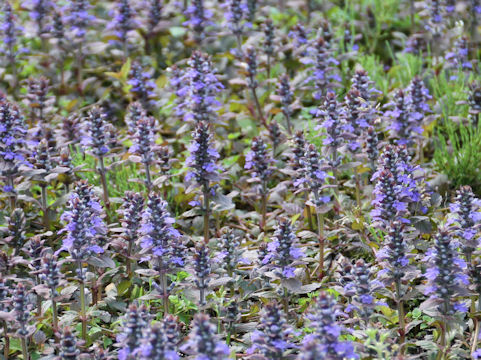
[[64, 0, 95, 38], [59, 327, 81, 360], [117, 303, 149, 360], [376, 221, 411, 284], [107, 0, 138, 46], [119, 191, 144, 247], [226, 0, 248, 36], [249, 301, 294, 359], [449, 185, 481, 258], [245, 136, 273, 183], [371, 145, 422, 225], [318, 91, 343, 166], [183, 0, 213, 43], [185, 120, 221, 190], [181, 313, 230, 360], [261, 217, 304, 278], [424, 229, 469, 316], [180, 51, 223, 123], [194, 243, 211, 305], [0, 100, 27, 172], [128, 62, 157, 111], [59, 180, 106, 278], [139, 316, 180, 360], [140, 194, 184, 268], [295, 143, 331, 207], [303, 292, 357, 360], [81, 107, 110, 157]]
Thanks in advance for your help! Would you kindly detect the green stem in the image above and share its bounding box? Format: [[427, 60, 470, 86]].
[[98, 156, 110, 210], [314, 191, 325, 279], [144, 161, 152, 190], [203, 186, 210, 244], [76, 43, 83, 94], [21, 337, 28, 360], [7, 175, 15, 210], [251, 87, 267, 128], [161, 271, 169, 316], [396, 279, 405, 355], [41, 184, 49, 230], [36, 275, 42, 317], [79, 275, 87, 342], [52, 298, 58, 336], [3, 321, 9, 360], [261, 181, 267, 234]]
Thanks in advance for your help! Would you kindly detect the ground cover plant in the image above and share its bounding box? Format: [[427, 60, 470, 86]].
[[0, 0, 481, 359]]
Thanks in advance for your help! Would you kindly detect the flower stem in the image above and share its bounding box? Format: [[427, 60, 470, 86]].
[[261, 181, 267, 234], [251, 87, 267, 128], [41, 184, 49, 230], [144, 161, 152, 191], [21, 337, 28, 360], [52, 298, 58, 336], [98, 156, 110, 210], [3, 321, 9, 360], [396, 279, 405, 355], [203, 186, 210, 244], [161, 271, 169, 316], [79, 278, 87, 342], [7, 175, 16, 211]]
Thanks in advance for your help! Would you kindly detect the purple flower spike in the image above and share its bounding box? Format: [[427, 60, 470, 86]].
[[423, 228, 469, 316], [181, 313, 230, 360], [248, 302, 294, 359], [262, 217, 304, 279], [304, 292, 358, 360], [186, 121, 221, 190]]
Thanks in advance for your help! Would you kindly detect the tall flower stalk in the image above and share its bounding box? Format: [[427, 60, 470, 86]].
[[245, 137, 274, 234], [59, 180, 106, 341], [185, 121, 221, 244], [140, 194, 184, 315], [295, 143, 332, 278], [81, 107, 111, 209]]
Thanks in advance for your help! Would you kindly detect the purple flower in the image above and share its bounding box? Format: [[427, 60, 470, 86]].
[[371, 145, 422, 225], [448, 185, 481, 258], [245, 136, 274, 182], [117, 304, 149, 359], [305, 292, 358, 360], [59, 327, 80, 358], [1, 2, 23, 59], [249, 302, 295, 359], [28, 0, 54, 35], [140, 194, 184, 270], [183, 0, 213, 43], [186, 121, 221, 190], [107, 0, 139, 48], [64, 0, 95, 38], [298, 143, 332, 207], [129, 114, 157, 168], [59, 181, 106, 279], [176, 51, 223, 123], [225, 0, 248, 36], [139, 315, 180, 360], [181, 313, 229, 360], [128, 62, 157, 111], [342, 259, 381, 323], [262, 217, 304, 278], [424, 228, 469, 316], [307, 37, 340, 100], [81, 107, 110, 158], [0, 100, 28, 172]]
